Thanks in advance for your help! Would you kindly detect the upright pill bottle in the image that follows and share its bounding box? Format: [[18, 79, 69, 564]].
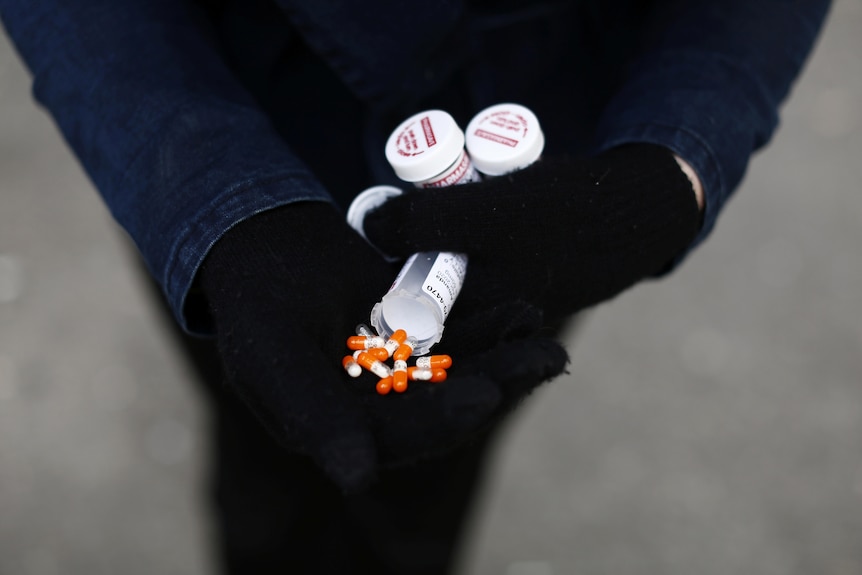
[[362, 110, 479, 355], [464, 102, 545, 176], [385, 109, 481, 187]]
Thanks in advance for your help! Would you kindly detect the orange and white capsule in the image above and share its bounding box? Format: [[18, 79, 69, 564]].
[[392, 360, 408, 393], [407, 366, 433, 381], [355, 351, 392, 379], [376, 376, 393, 395], [392, 336, 418, 361], [381, 329, 408, 359], [415, 355, 452, 370], [406, 366, 448, 382], [352, 345, 387, 362], [342, 355, 362, 378], [346, 335, 386, 351]]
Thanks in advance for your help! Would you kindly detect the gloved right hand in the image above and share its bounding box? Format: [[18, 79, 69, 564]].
[[363, 144, 702, 331], [198, 202, 568, 492]]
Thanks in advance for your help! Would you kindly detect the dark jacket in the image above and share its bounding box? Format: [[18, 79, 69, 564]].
[[0, 0, 831, 332]]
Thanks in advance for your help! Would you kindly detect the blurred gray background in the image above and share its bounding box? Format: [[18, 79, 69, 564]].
[[1, 1, 860, 573]]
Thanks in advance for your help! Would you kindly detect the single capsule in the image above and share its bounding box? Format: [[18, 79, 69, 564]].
[[342, 355, 362, 378], [393, 360, 408, 393], [415, 355, 452, 370], [355, 351, 392, 379], [407, 366, 448, 383], [346, 335, 386, 351], [354, 347, 387, 362], [392, 336, 418, 361], [407, 366, 433, 381], [381, 329, 409, 359], [376, 376, 393, 395]]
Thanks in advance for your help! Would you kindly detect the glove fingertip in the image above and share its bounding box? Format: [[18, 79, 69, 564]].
[[484, 338, 569, 394], [362, 202, 404, 249], [441, 376, 502, 432]]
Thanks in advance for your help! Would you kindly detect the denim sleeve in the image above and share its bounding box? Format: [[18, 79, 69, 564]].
[[594, 0, 831, 261], [0, 0, 332, 334]]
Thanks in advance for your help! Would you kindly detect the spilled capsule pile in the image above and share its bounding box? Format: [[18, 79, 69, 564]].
[[341, 325, 452, 395]]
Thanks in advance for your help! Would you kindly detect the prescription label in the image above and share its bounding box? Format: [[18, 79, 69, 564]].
[[421, 151, 481, 188], [424, 252, 467, 320]]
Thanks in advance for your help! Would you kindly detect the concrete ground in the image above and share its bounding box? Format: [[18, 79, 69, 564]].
[[1, 2, 860, 574]]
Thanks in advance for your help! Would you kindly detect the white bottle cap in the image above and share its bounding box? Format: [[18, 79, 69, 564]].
[[385, 109, 466, 183], [465, 103, 545, 176]]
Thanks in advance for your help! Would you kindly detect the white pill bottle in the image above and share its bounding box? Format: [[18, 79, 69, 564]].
[[349, 104, 543, 355]]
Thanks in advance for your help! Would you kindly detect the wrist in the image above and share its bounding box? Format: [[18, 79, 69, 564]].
[[672, 154, 705, 211]]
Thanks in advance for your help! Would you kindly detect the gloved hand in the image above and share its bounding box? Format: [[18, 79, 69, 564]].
[[198, 202, 568, 491], [363, 144, 702, 329], [199, 202, 393, 492]]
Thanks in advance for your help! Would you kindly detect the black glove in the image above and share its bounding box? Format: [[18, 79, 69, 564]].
[[200, 202, 393, 492], [364, 144, 701, 328], [199, 202, 568, 491]]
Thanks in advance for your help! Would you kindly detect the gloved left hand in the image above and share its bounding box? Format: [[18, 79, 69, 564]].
[[198, 201, 568, 490]]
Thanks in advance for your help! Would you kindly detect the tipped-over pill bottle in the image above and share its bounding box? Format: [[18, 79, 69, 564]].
[[362, 110, 478, 355]]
